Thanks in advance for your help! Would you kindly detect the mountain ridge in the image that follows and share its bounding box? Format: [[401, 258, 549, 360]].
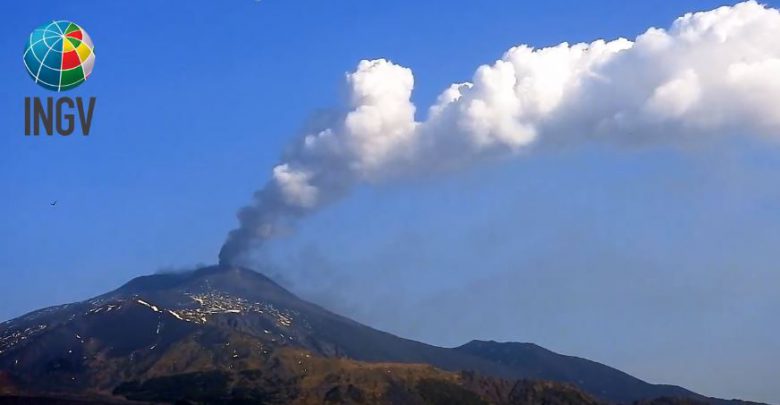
[[0, 265, 763, 404]]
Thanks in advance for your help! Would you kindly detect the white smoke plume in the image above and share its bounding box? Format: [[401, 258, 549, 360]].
[[219, 1, 780, 264]]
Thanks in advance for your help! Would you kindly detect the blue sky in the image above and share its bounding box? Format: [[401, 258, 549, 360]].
[[2, 1, 779, 403]]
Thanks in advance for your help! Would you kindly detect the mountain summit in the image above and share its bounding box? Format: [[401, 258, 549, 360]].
[[0, 266, 758, 404]]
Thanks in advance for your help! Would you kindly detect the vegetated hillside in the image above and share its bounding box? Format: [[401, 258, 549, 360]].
[[113, 347, 602, 405]]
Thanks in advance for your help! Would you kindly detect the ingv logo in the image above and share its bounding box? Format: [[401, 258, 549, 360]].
[[23, 20, 96, 136]]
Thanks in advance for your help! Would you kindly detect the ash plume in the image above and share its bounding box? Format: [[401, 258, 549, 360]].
[[219, 1, 780, 265]]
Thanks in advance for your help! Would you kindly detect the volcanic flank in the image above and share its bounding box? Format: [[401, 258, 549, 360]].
[[0, 266, 763, 404]]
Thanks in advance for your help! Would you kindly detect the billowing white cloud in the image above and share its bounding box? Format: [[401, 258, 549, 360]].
[[272, 164, 318, 208], [220, 1, 780, 264]]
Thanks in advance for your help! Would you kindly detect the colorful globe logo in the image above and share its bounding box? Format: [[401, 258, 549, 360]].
[[23, 21, 95, 91]]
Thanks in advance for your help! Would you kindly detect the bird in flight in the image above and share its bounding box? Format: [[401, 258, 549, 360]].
[[50, 200, 57, 206]]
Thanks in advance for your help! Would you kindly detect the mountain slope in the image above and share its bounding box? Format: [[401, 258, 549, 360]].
[[455, 341, 696, 403], [113, 347, 603, 405], [0, 265, 756, 403]]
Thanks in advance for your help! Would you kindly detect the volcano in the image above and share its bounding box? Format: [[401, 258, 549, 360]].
[[0, 265, 760, 404]]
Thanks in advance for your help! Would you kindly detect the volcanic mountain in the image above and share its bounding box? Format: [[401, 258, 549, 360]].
[[0, 265, 759, 404]]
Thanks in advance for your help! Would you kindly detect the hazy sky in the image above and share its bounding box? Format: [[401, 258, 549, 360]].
[[2, 1, 779, 403]]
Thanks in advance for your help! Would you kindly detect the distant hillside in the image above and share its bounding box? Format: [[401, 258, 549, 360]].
[[455, 340, 695, 403]]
